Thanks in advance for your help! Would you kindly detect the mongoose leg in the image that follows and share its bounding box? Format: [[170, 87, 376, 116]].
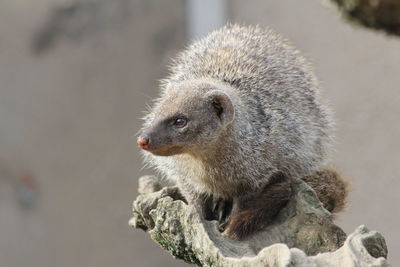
[[179, 179, 233, 221], [177, 180, 217, 220], [188, 195, 212, 220], [223, 174, 292, 240], [191, 195, 233, 222], [214, 198, 233, 224]]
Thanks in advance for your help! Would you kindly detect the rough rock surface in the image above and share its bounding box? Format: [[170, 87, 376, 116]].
[[130, 175, 390, 266]]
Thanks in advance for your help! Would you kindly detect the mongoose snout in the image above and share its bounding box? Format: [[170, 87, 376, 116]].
[[137, 136, 150, 150], [137, 121, 188, 157]]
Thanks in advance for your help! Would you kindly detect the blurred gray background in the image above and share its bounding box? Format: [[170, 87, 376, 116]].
[[0, 0, 399, 266]]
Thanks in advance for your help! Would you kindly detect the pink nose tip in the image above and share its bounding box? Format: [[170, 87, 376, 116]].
[[137, 137, 150, 150]]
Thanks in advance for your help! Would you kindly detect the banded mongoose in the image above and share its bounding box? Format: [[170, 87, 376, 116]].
[[137, 24, 348, 240]]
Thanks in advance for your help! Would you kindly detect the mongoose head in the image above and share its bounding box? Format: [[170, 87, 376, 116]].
[[138, 81, 235, 156]]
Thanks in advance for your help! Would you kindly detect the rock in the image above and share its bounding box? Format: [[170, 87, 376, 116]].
[[130, 175, 390, 266]]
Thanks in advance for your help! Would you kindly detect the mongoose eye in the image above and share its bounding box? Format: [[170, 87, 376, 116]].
[[173, 117, 188, 128]]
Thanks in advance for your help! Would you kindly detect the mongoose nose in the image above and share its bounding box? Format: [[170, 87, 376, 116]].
[[137, 136, 150, 150]]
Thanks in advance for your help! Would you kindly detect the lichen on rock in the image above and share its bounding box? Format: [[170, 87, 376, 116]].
[[130, 175, 389, 266]]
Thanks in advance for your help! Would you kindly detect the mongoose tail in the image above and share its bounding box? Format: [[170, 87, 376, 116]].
[[301, 167, 349, 213]]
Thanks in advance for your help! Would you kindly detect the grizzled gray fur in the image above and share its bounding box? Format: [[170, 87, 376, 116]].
[[137, 25, 338, 240]]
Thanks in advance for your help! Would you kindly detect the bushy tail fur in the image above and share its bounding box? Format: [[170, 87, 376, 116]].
[[301, 167, 349, 213]]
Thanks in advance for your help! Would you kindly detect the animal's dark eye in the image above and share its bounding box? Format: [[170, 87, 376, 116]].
[[173, 117, 188, 128]]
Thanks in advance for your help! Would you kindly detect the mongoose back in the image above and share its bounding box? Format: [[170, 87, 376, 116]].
[[137, 24, 347, 240]]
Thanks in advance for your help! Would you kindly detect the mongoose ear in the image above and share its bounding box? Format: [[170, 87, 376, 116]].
[[205, 90, 235, 125]]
